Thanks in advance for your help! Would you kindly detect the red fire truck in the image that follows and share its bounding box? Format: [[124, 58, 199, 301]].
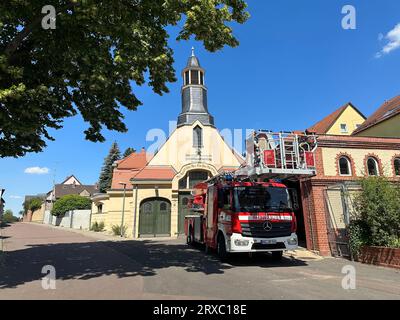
[[184, 131, 317, 260]]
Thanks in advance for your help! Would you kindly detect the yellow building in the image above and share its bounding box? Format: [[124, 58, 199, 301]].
[[353, 95, 400, 138], [92, 50, 243, 238], [301, 99, 400, 256], [307, 102, 366, 135]]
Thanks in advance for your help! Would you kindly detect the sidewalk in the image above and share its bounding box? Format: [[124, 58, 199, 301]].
[[286, 246, 324, 261]]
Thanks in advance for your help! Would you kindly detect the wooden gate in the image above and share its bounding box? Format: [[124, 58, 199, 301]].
[[139, 198, 171, 237]]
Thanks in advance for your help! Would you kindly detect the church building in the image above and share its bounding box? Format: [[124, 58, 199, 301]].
[[91, 50, 243, 238]]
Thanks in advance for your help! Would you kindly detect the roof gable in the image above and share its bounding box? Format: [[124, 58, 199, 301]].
[[353, 95, 400, 135], [54, 184, 98, 198], [307, 103, 366, 134], [61, 175, 82, 185]]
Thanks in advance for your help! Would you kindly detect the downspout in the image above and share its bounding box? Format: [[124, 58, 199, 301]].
[[132, 185, 138, 238], [304, 179, 316, 251]]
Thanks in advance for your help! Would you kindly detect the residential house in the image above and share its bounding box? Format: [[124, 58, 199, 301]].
[[307, 102, 366, 135], [353, 95, 400, 138], [46, 175, 98, 211], [24, 175, 98, 222], [303, 99, 400, 256]]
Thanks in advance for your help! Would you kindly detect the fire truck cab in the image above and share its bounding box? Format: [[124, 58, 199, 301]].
[[184, 131, 318, 260]]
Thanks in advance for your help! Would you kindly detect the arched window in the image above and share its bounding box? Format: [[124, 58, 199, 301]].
[[193, 125, 203, 148], [394, 158, 400, 176], [143, 202, 152, 213], [159, 202, 167, 211], [367, 157, 379, 176], [339, 156, 351, 176]]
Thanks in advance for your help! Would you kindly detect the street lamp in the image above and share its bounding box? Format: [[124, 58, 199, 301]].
[[119, 182, 127, 237]]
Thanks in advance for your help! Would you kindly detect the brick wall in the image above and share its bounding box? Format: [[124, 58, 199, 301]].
[[299, 134, 400, 256], [358, 246, 400, 269]]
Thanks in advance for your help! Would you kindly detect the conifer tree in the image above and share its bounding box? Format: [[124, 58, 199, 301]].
[[123, 147, 136, 158], [99, 142, 121, 193]]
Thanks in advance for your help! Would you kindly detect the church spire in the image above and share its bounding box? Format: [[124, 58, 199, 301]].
[[177, 48, 214, 127]]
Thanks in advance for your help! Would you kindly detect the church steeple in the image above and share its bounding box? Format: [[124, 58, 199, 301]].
[[177, 48, 214, 127]]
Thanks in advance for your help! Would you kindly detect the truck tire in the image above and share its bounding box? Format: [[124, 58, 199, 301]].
[[271, 251, 283, 261], [217, 234, 228, 261]]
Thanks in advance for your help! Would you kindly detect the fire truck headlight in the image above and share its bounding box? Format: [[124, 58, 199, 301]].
[[288, 237, 298, 245], [234, 239, 250, 246]]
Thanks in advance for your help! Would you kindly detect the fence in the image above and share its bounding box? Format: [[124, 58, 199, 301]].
[[43, 210, 91, 230]]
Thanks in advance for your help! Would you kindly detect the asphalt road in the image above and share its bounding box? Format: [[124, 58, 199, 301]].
[[0, 223, 399, 300]]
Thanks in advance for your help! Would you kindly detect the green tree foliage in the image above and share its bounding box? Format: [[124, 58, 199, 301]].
[[51, 194, 91, 216], [98, 141, 121, 193], [123, 147, 136, 158], [2, 209, 18, 223], [23, 197, 43, 213], [0, 1, 249, 157], [350, 176, 400, 253]]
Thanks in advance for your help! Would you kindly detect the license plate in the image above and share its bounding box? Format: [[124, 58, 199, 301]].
[[261, 239, 277, 245]]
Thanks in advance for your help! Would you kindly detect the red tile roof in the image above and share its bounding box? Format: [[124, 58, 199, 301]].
[[111, 169, 140, 189], [307, 102, 365, 134], [116, 149, 152, 170], [110, 149, 153, 189], [353, 95, 400, 135], [132, 166, 176, 181]]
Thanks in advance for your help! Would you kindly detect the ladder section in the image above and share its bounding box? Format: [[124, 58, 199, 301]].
[[237, 130, 318, 181]]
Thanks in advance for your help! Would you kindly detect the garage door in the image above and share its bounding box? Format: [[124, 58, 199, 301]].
[[139, 198, 171, 237]]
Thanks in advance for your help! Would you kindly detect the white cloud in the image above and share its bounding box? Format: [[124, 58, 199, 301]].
[[376, 23, 400, 58], [9, 195, 22, 199], [24, 167, 50, 175]]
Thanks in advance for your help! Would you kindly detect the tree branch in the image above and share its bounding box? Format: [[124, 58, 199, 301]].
[[3, 1, 80, 58]]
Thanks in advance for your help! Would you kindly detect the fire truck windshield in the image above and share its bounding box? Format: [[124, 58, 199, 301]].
[[233, 186, 292, 213]]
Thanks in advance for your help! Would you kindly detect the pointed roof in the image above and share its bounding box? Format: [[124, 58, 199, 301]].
[[186, 47, 201, 68], [307, 102, 365, 134], [60, 175, 82, 185], [353, 95, 400, 135]]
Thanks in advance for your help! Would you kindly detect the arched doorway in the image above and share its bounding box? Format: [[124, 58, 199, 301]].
[[139, 198, 171, 237], [177, 170, 210, 234]]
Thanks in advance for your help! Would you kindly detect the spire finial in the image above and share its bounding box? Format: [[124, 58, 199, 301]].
[[191, 47, 195, 57]]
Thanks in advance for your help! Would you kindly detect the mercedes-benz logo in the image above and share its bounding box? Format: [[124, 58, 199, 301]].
[[263, 221, 273, 232]]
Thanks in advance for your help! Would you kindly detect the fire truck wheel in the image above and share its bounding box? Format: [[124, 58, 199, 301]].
[[271, 251, 283, 260], [217, 234, 228, 260]]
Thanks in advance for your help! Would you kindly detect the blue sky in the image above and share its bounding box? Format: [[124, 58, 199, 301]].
[[1, 0, 400, 214]]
